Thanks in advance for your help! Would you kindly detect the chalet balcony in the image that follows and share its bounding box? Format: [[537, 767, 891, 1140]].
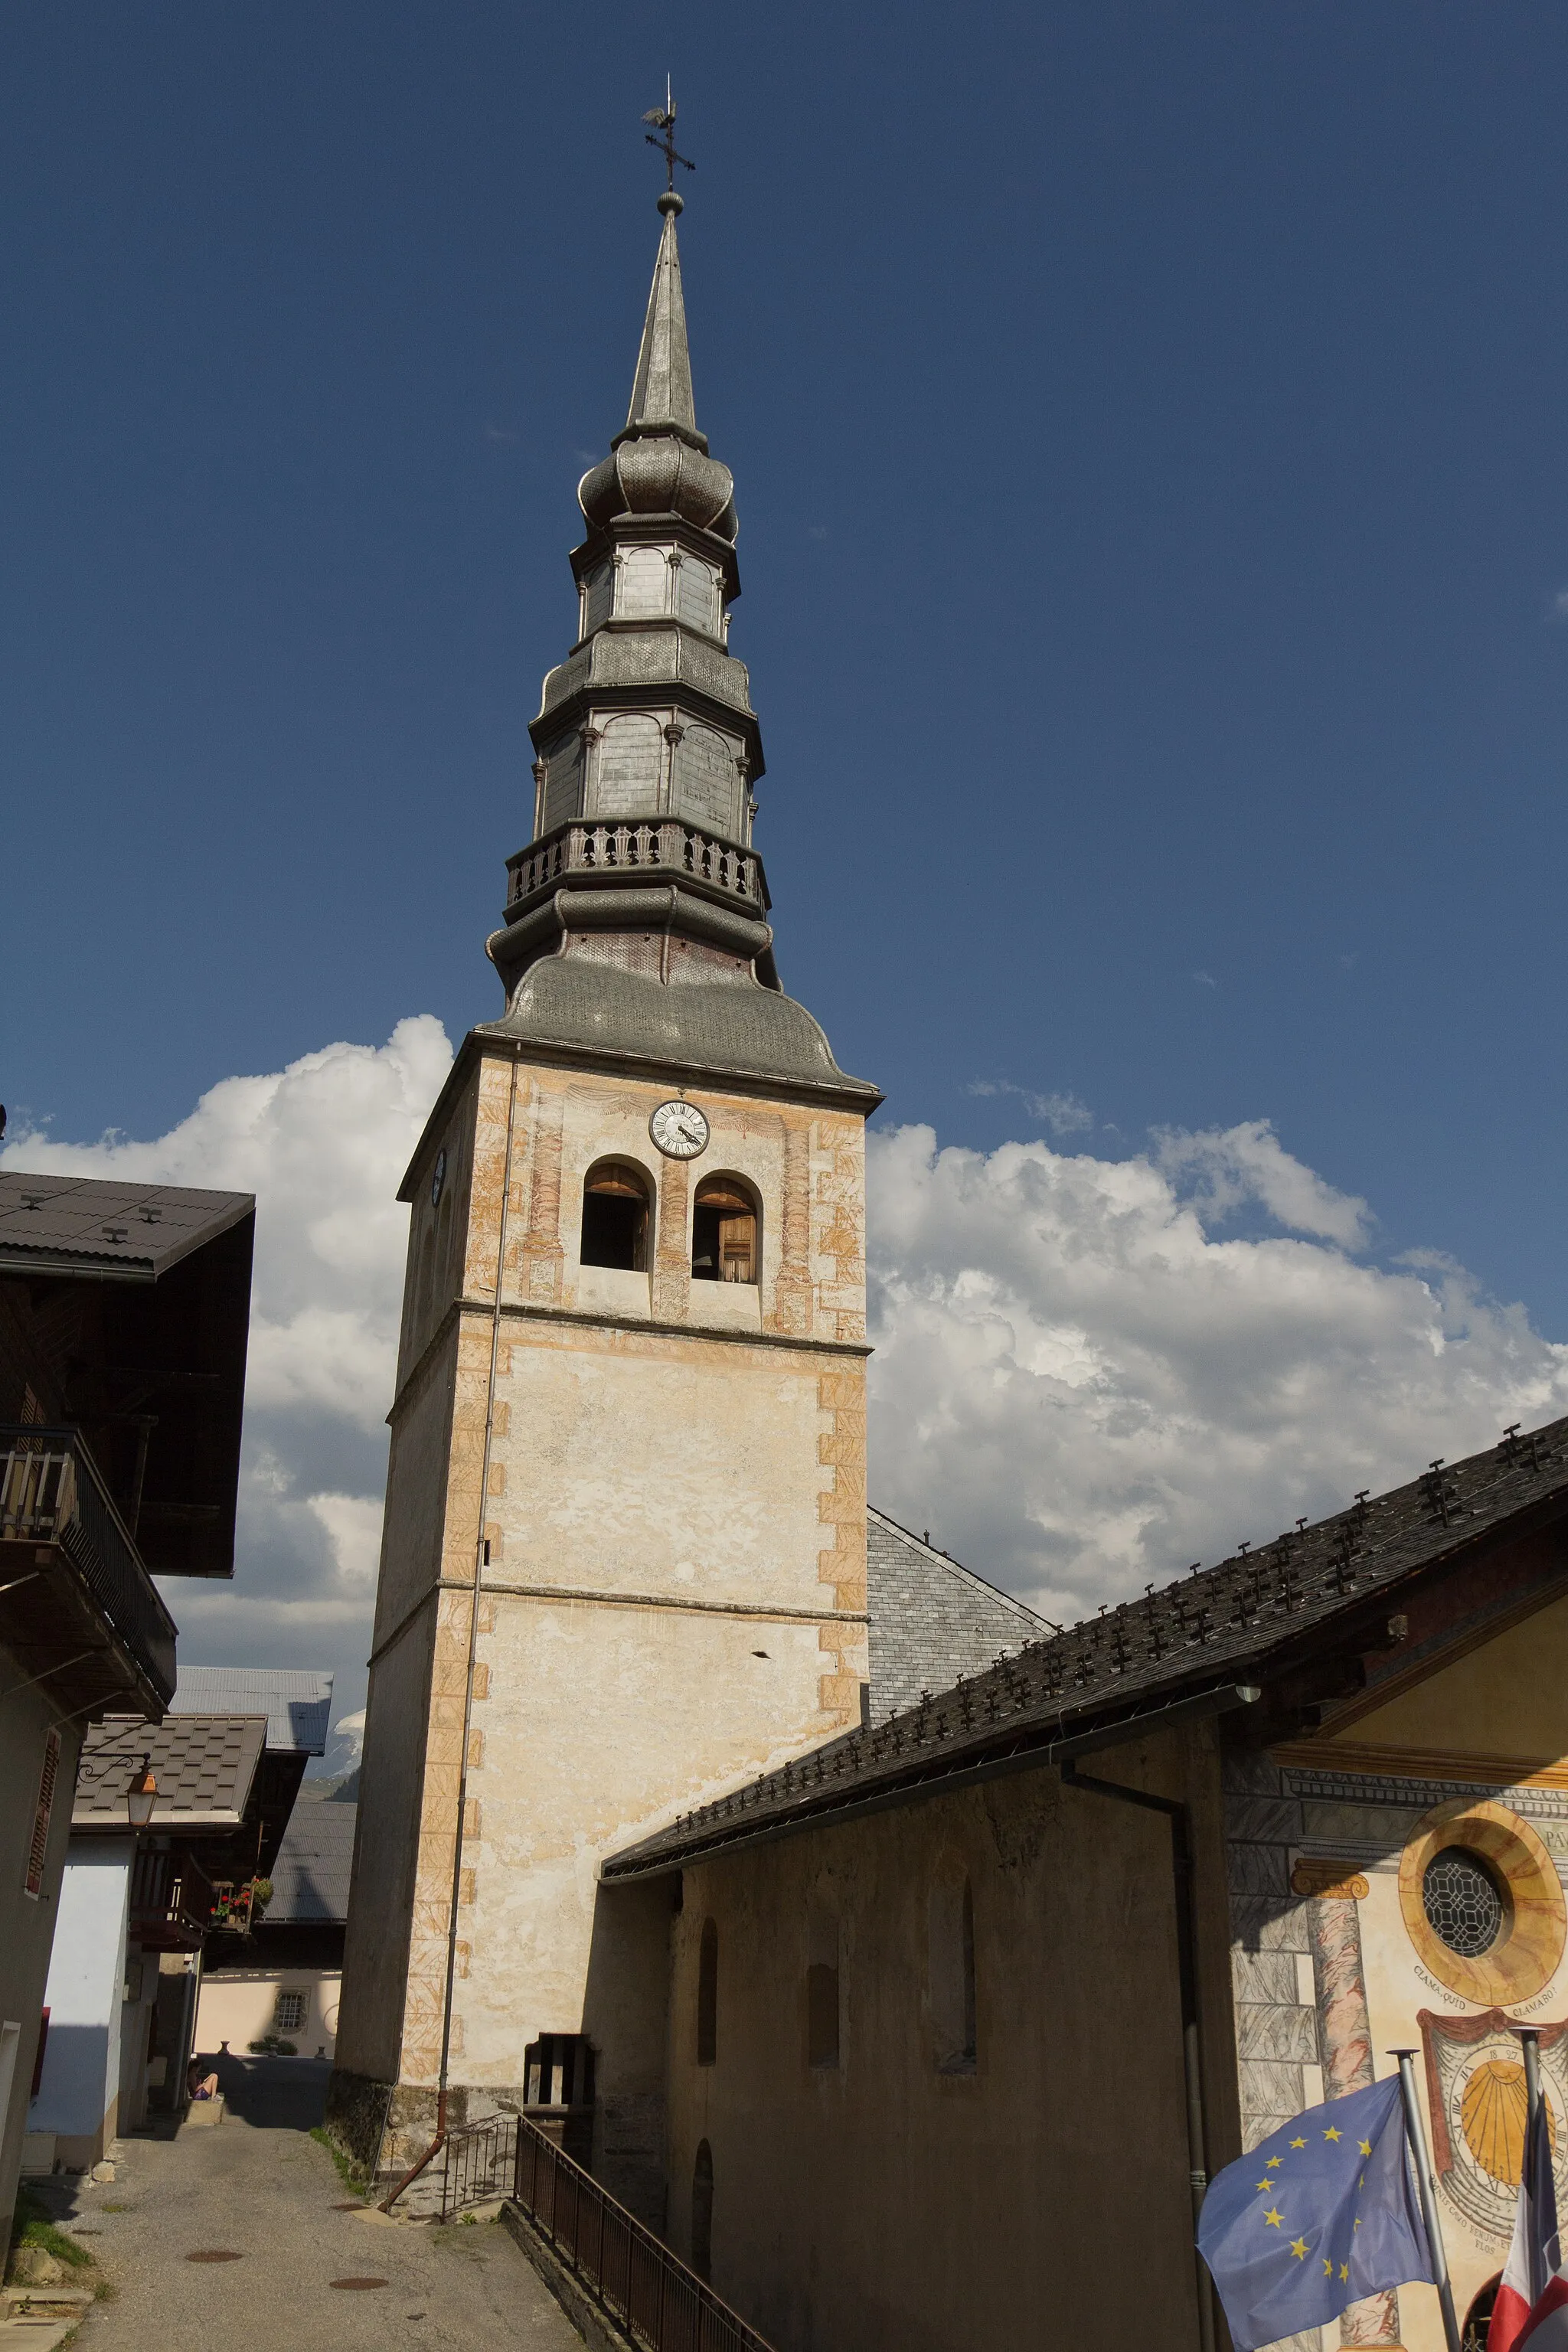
[[0, 1424, 177, 1716], [129, 1847, 214, 1951], [505, 817, 769, 917]]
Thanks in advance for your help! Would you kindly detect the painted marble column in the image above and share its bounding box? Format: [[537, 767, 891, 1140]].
[[1305, 1876, 1402, 2350]]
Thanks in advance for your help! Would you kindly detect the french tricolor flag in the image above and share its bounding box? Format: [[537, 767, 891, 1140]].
[[1490, 2096, 1568, 2352]]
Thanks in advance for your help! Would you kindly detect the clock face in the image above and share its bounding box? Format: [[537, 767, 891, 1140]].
[[649, 1099, 710, 1160]]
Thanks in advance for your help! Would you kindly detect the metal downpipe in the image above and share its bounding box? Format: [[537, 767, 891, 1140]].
[[1060, 1755, 1217, 2352]]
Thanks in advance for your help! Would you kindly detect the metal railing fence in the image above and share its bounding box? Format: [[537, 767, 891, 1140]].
[[439, 2112, 521, 2219], [510, 2112, 775, 2352]]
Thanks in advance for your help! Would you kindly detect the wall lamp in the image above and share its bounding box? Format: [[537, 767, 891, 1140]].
[[126, 1757, 157, 1829]]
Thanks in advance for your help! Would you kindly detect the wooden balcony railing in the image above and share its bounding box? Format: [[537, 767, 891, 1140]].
[[0, 1426, 177, 1705]]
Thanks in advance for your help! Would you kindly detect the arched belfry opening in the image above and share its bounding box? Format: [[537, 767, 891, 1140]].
[[580, 1160, 651, 1272], [691, 1177, 757, 1285]]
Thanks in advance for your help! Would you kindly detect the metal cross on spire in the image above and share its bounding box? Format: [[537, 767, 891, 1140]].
[[642, 77, 695, 191]]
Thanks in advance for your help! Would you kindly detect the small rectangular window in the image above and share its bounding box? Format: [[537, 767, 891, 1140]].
[[24, 1729, 60, 1900], [273, 1990, 307, 2034]]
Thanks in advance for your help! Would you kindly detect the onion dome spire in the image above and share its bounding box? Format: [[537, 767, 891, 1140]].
[[578, 193, 736, 541], [481, 145, 878, 1109]]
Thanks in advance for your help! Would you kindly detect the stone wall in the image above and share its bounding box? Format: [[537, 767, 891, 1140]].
[[661, 1723, 1228, 2352], [335, 1043, 873, 2177]]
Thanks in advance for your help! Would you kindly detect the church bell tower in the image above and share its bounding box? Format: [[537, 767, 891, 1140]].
[[333, 178, 880, 2212]]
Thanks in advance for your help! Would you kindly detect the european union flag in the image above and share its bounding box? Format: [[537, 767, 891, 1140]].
[[1198, 2075, 1434, 2352]]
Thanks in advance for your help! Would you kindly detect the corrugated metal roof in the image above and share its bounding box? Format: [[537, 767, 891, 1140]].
[[0, 1172, 253, 1282], [261, 1798, 358, 1922], [172, 1666, 334, 1756], [74, 1713, 266, 1829]]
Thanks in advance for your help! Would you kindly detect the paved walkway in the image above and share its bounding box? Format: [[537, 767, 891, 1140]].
[[31, 2064, 583, 2352]]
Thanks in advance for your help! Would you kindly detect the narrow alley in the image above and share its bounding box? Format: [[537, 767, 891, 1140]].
[[13, 2063, 583, 2352]]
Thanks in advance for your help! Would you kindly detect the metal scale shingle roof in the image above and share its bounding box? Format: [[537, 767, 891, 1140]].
[[603, 1416, 1568, 1880]]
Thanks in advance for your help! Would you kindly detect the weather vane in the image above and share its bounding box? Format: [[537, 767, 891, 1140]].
[[642, 77, 695, 192]]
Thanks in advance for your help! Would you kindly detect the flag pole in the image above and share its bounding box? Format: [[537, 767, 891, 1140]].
[[1392, 2049, 1462, 2352], [1520, 2026, 1543, 2143]]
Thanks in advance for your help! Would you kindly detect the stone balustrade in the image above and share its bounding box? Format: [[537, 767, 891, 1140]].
[[505, 819, 768, 913]]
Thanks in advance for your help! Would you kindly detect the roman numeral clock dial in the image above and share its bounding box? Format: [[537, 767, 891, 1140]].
[[649, 1099, 710, 1160]]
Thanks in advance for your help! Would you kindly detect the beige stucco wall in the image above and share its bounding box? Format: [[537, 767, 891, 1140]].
[[1330, 1587, 1568, 1771], [338, 1043, 872, 2164], [662, 1724, 1231, 2352], [196, 1969, 341, 2061], [334, 1601, 436, 2084]]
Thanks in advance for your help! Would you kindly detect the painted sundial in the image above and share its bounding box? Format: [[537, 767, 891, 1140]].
[[1427, 2022, 1568, 2237]]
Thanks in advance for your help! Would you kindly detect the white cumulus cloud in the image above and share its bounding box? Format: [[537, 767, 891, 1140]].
[[1155, 1117, 1372, 1249], [2, 1018, 454, 1725], [9, 1023, 1567, 1731], [867, 1122, 1568, 1625]]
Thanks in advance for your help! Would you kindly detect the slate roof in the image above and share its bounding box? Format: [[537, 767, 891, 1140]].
[[74, 1713, 266, 1831], [603, 1415, 1568, 1881], [0, 1173, 253, 1282], [172, 1667, 333, 1756], [866, 1508, 1049, 1726], [260, 1797, 357, 1922]]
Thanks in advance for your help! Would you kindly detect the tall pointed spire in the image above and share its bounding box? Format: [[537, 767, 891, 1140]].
[[626, 197, 698, 445], [481, 158, 879, 1109], [578, 191, 735, 539]]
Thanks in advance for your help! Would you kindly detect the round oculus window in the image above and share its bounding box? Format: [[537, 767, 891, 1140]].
[[1423, 1847, 1508, 1958]]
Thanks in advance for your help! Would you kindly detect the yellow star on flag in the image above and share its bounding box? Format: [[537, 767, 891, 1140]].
[[1290, 2239, 1308, 2261], [1322, 2259, 1334, 2276], [1339, 2263, 1349, 2283], [1323, 2127, 1341, 2142], [1264, 2209, 1283, 2229], [1359, 2139, 1372, 2156], [1266, 2157, 1282, 2169], [1256, 2180, 1274, 2193], [1290, 2137, 1306, 2148]]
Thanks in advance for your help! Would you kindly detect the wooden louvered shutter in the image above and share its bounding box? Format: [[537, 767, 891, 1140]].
[[717, 1215, 754, 1284], [24, 1728, 61, 1899]]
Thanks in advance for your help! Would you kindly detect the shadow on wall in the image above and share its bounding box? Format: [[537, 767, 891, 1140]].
[[28, 2023, 112, 2139], [580, 1876, 678, 2233]]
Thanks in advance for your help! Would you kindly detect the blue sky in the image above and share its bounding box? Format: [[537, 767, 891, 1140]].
[[8, 6, 1568, 1741], [5, 2, 1568, 1320]]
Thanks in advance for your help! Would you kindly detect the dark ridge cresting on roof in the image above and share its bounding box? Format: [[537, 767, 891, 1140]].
[[603, 1414, 1568, 1879]]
